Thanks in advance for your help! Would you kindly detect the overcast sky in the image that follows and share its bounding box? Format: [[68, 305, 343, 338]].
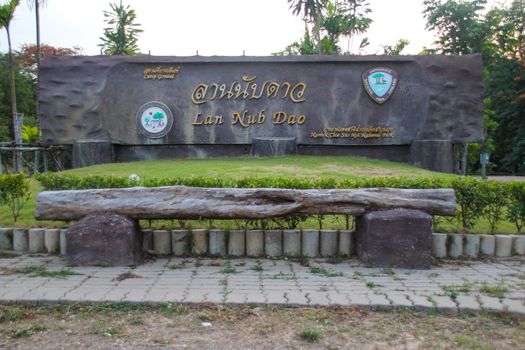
[[0, 0, 505, 56]]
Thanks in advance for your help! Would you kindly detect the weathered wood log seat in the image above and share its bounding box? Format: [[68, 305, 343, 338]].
[[36, 186, 456, 268]]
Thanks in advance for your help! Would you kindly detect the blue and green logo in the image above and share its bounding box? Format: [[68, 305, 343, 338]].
[[362, 67, 399, 104], [136, 101, 173, 138]]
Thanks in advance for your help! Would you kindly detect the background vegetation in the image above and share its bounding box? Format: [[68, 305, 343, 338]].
[[0, 0, 523, 175]]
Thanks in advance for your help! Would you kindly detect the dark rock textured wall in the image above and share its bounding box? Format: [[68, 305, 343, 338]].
[[39, 55, 483, 171]]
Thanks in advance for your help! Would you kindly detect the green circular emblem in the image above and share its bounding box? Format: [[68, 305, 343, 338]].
[[136, 101, 173, 138]]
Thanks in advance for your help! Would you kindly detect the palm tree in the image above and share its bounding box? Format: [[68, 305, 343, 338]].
[[0, 0, 21, 134], [27, 0, 45, 134], [99, 1, 142, 55], [27, 1, 44, 69], [288, 0, 325, 54], [0, 0, 22, 171]]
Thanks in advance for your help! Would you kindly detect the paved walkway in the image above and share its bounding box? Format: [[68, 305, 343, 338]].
[[0, 254, 524, 317]]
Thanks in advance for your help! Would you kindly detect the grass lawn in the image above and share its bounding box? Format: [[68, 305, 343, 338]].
[[0, 155, 520, 233], [63, 155, 455, 180]]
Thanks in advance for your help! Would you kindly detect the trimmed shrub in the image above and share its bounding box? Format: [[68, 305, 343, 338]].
[[0, 174, 31, 222], [507, 182, 525, 232]]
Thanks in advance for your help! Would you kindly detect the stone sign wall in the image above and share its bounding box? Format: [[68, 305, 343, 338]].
[[39, 55, 483, 172]]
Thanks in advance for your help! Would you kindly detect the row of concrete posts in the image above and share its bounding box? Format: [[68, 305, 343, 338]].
[[1, 227, 524, 259]]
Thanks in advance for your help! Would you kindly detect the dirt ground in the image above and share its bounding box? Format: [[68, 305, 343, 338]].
[[0, 304, 524, 350]]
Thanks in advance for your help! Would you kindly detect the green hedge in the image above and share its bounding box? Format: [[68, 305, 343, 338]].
[[34, 173, 525, 233]]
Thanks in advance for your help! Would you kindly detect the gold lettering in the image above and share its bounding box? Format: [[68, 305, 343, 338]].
[[204, 116, 214, 125], [280, 82, 291, 98], [290, 83, 307, 102], [209, 83, 220, 100], [193, 114, 223, 126], [232, 111, 249, 128], [258, 109, 266, 124], [267, 82, 280, 98], [219, 84, 234, 99], [297, 115, 306, 124], [312, 125, 394, 139], [191, 84, 208, 105], [190, 76, 308, 105], [192, 113, 204, 125], [273, 111, 287, 125], [143, 66, 180, 80]]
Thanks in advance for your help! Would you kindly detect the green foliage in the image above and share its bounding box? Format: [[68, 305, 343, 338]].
[[486, 57, 525, 174], [383, 39, 410, 55], [21, 124, 41, 143], [9, 325, 46, 338], [0, 1, 20, 28], [298, 326, 323, 342], [424, 1, 525, 174], [10, 265, 82, 279], [423, 0, 488, 55], [0, 306, 25, 323], [34, 172, 525, 233], [281, 0, 372, 55], [441, 282, 473, 301], [270, 215, 309, 229], [0, 173, 30, 222], [309, 266, 343, 277], [99, 1, 142, 55], [479, 282, 508, 298], [451, 177, 488, 231], [482, 180, 508, 233], [506, 182, 525, 232], [0, 54, 36, 142]]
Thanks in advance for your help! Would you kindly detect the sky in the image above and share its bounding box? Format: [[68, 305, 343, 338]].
[[0, 0, 505, 56]]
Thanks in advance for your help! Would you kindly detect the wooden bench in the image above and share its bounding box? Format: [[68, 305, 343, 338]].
[[36, 186, 456, 268]]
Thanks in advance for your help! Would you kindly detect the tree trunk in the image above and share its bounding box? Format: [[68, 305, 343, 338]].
[[35, 0, 41, 137], [315, 11, 322, 54], [6, 27, 22, 173], [35, 186, 457, 221]]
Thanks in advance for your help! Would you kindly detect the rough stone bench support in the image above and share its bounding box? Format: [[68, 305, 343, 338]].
[[35, 186, 456, 267], [356, 209, 432, 269], [67, 213, 143, 266]]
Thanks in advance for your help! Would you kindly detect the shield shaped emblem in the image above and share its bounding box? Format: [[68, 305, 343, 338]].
[[362, 67, 399, 104]]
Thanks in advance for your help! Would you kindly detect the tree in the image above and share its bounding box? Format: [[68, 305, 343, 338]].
[[0, 53, 36, 142], [288, 0, 325, 53], [423, 0, 490, 175], [486, 57, 525, 174], [482, 1, 525, 174], [341, 0, 372, 54], [17, 43, 82, 77], [26, 0, 44, 66], [99, 1, 142, 55], [26, 0, 46, 133], [423, 0, 525, 174], [282, 0, 372, 55], [0, 0, 21, 149], [382, 39, 410, 55], [321, 0, 372, 54], [275, 31, 317, 56], [423, 0, 488, 54]]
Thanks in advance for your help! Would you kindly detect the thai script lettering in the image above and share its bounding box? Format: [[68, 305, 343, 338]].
[[191, 76, 307, 105]]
